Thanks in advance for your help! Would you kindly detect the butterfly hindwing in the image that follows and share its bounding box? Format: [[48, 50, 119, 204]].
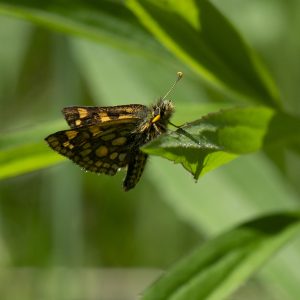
[[45, 121, 138, 175], [123, 150, 148, 191]]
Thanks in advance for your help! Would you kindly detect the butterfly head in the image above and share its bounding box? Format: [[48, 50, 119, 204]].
[[151, 99, 174, 124]]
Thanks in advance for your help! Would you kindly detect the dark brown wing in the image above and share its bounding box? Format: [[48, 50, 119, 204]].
[[45, 121, 137, 176], [62, 105, 148, 128]]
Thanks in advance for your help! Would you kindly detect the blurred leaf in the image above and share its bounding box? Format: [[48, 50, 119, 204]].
[[142, 212, 300, 300], [0, 0, 281, 107], [126, 0, 280, 107], [0, 0, 165, 58], [0, 121, 65, 180], [142, 106, 300, 179]]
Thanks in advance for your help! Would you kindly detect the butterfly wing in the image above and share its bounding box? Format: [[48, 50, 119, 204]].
[[45, 120, 138, 176], [62, 105, 148, 128], [123, 150, 148, 191]]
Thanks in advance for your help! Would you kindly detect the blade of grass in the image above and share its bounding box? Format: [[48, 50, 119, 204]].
[[0, 0, 165, 59], [0, 121, 65, 180], [142, 212, 300, 300]]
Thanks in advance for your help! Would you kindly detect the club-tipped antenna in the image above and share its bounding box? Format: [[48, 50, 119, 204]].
[[161, 71, 183, 101]]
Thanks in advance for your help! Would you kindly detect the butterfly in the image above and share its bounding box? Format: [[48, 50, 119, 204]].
[[45, 72, 183, 191]]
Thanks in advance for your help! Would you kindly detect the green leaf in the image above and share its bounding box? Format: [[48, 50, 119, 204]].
[[142, 212, 300, 300], [0, 121, 65, 180], [0, 0, 281, 107], [142, 106, 300, 179], [126, 0, 280, 107], [0, 0, 164, 58]]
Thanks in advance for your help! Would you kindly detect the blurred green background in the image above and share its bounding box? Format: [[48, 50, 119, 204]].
[[0, 0, 300, 299]]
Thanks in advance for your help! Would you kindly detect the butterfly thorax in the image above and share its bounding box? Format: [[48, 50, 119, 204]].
[[133, 99, 174, 143]]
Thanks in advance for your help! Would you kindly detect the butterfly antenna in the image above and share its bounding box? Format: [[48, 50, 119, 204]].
[[161, 71, 183, 101]]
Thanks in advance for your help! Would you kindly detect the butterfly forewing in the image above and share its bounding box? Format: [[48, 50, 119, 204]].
[[63, 105, 148, 128]]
